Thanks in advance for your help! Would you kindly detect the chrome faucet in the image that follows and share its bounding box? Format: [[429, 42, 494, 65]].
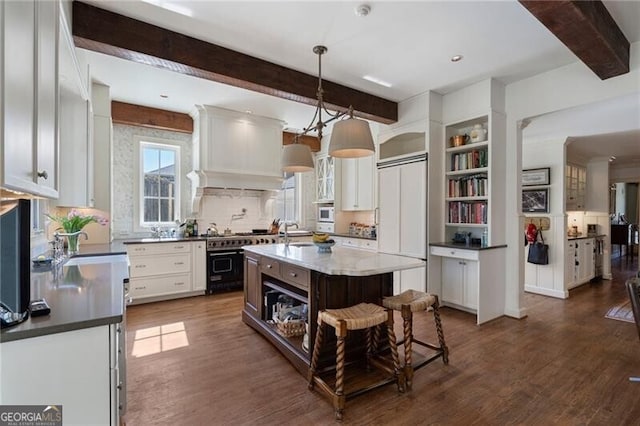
[[283, 222, 299, 247]]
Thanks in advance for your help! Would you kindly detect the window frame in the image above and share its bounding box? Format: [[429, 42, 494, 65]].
[[134, 137, 181, 231]]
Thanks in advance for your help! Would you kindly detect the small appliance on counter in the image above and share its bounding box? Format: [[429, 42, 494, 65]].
[[587, 224, 598, 236]]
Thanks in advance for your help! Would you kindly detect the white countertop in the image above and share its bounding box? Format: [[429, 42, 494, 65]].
[[244, 244, 425, 276]]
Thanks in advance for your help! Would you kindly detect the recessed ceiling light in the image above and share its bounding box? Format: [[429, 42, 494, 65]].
[[363, 75, 392, 88], [451, 55, 463, 62], [160, 94, 168, 98], [355, 4, 371, 17]]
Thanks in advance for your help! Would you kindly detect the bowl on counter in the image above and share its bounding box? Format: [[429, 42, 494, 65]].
[[314, 240, 335, 253]]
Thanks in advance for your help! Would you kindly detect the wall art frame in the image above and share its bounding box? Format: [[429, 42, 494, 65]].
[[522, 188, 549, 213], [522, 167, 550, 186]]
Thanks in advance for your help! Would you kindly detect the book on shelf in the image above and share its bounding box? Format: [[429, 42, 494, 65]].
[[448, 200, 488, 224]]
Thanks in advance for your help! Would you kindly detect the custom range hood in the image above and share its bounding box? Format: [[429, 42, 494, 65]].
[[188, 105, 285, 212]]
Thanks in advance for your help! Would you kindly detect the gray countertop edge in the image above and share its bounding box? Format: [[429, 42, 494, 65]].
[[0, 314, 123, 343], [122, 237, 208, 244], [567, 234, 607, 241], [430, 242, 508, 250]]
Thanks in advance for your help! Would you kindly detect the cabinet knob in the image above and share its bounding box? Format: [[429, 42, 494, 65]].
[[266, 264, 272, 269], [289, 272, 297, 277], [37, 170, 48, 180]]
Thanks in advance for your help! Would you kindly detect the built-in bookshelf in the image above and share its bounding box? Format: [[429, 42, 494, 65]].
[[444, 115, 490, 241]]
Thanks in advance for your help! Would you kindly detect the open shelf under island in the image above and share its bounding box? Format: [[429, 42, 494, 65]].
[[242, 244, 425, 375]]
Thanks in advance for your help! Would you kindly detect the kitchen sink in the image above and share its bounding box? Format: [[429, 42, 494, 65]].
[[288, 242, 313, 247], [65, 254, 128, 266]]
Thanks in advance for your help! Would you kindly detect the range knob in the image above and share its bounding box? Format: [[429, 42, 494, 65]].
[[211, 242, 217, 247]]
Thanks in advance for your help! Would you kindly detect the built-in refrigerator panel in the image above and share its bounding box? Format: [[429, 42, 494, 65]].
[[377, 154, 428, 293]]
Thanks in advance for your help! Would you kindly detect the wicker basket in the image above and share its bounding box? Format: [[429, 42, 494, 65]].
[[273, 315, 306, 338]]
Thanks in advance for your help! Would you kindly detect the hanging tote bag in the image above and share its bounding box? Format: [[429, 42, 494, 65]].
[[527, 230, 549, 265]]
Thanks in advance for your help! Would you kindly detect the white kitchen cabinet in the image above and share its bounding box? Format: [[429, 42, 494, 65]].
[[442, 257, 478, 311], [430, 245, 505, 325], [315, 154, 334, 202], [566, 164, 586, 211], [127, 242, 201, 303], [377, 158, 426, 259], [1, 0, 59, 198], [392, 266, 426, 295], [338, 236, 378, 252], [576, 238, 595, 285], [565, 238, 595, 289], [0, 325, 122, 425], [191, 105, 284, 179], [192, 240, 207, 292], [56, 9, 94, 207], [340, 155, 374, 211]]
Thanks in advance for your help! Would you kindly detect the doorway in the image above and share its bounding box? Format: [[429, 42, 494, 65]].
[[610, 182, 639, 263]]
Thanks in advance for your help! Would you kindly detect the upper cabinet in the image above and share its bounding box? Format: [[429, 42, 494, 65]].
[[55, 4, 94, 207], [565, 163, 586, 211], [339, 156, 375, 211], [315, 154, 334, 203], [1, 0, 59, 198]]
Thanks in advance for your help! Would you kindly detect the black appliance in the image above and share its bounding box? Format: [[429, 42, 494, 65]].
[[205, 234, 278, 294], [0, 199, 31, 328]]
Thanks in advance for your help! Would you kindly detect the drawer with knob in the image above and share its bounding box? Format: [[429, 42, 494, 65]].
[[129, 273, 192, 298], [430, 245, 479, 261], [128, 253, 191, 278], [281, 263, 310, 290]]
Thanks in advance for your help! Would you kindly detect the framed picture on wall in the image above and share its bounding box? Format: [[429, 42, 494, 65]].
[[522, 188, 549, 213], [522, 168, 550, 186]]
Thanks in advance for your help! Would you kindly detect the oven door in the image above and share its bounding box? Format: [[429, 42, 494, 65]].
[[206, 250, 244, 293]]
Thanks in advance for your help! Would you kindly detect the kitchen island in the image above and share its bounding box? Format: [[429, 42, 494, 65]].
[[242, 244, 425, 375]]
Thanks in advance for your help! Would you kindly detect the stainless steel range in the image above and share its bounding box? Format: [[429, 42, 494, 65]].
[[205, 234, 279, 294]]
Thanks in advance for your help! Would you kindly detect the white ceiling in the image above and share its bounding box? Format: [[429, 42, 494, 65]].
[[80, 0, 640, 157]]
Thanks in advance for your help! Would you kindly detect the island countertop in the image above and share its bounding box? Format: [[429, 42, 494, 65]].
[[244, 244, 425, 276], [1, 255, 128, 343]]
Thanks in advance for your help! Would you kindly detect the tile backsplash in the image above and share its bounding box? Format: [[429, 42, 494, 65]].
[[196, 188, 277, 234]]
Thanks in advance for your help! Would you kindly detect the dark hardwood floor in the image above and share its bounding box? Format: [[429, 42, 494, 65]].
[[123, 260, 640, 425]]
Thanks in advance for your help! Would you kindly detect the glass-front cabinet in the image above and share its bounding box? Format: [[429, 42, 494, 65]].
[[315, 154, 334, 202]]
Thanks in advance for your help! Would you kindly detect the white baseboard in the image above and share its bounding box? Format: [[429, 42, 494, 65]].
[[525, 285, 568, 299]]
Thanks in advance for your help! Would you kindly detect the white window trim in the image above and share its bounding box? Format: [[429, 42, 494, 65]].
[[133, 136, 182, 232]]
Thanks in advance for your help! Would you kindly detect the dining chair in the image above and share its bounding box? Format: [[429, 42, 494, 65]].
[[626, 278, 640, 382]]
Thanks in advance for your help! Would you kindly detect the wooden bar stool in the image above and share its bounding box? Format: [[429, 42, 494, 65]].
[[382, 290, 449, 389], [308, 303, 404, 421]]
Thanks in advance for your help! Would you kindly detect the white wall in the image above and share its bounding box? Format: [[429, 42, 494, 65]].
[[522, 139, 566, 297], [504, 41, 640, 318], [111, 124, 192, 238]]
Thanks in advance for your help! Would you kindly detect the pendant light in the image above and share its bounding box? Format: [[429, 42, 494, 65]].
[[282, 137, 314, 173], [281, 45, 374, 172]]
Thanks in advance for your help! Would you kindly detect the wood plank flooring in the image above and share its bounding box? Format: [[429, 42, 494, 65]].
[[123, 260, 640, 425]]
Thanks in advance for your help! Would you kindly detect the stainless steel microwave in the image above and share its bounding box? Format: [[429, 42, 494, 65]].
[[318, 206, 335, 223]]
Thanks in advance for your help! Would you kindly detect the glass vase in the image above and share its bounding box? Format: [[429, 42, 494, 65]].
[[67, 234, 80, 256]]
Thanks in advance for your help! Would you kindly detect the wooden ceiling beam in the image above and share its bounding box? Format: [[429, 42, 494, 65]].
[[73, 2, 397, 124], [111, 101, 322, 151], [282, 132, 321, 153], [111, 101, 194, 133], [519, 0, 630, 80]]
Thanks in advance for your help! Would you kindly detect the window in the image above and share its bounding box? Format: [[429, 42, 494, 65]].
[[276, 173, 299, 223], [139, 142, 180, 226]]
